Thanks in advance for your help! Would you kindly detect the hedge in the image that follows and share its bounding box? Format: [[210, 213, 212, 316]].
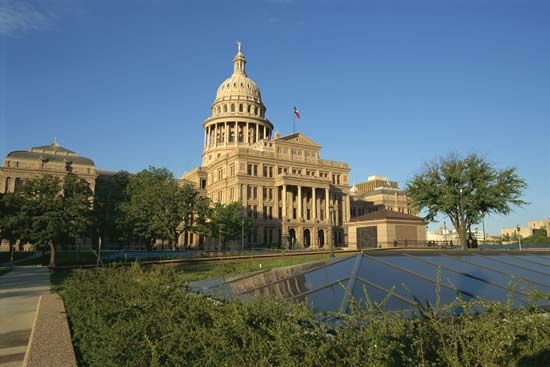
[[59, 264, 550, 367]]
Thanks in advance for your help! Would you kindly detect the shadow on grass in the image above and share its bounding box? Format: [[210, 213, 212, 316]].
[[516, 349, 550, 367]]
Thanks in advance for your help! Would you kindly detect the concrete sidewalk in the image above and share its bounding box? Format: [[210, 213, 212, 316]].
[[0, 267, 50, 367]]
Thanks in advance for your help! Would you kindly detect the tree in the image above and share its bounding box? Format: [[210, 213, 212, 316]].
[[0, 192, 29, 259], [523, 228, 549, 245], [17, 174, 93, 266], [208, 202, 255, 250], [119, 167, 205, 250], [406, 153, 527, 250], [93, 171, 131, 247]]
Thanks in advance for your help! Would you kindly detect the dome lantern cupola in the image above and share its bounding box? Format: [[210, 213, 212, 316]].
[[233, 41, 246, 75], [201, 42, 274, 166]]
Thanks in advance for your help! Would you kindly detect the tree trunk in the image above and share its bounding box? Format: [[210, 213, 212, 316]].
[[49, 242, 57, 267]]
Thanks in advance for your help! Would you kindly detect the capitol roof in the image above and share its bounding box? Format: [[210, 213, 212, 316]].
[[214, 43, 263, 104], [5, 140, 95, 166]]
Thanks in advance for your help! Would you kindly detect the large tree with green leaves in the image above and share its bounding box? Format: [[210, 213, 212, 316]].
[[16, 174, 93, 266], [119, 167, 208, 250], [406, 153, 527, 249], [208, 202, 255, 250], [93, 171, 131, 246], [0, 192, 29, 258]]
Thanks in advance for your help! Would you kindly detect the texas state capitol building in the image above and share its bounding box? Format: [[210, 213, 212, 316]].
[[180, 45, 351, 249]]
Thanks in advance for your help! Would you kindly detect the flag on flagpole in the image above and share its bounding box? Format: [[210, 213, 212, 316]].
[[293, 106, 301, 119]]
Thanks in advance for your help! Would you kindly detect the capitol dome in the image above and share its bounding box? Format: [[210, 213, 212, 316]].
[[213, 44, 263, 104], [202, 43, 273, 165]]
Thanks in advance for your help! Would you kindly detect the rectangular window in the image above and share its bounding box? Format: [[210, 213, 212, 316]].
[[230, 164, 235, 176]]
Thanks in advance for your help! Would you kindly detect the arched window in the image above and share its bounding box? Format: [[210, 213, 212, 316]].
[[217, 106, 221, 114], [231, 104, 235, 112], [247, 105, 251, 113], [239, 104, 243, 112], [254, 106, 258, 115], [224, 104, 228, 113]]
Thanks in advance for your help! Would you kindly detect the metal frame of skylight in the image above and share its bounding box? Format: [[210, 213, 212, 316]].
[[520, 255, 550, 266], [287, 277, 351, 301], [501, 254, 550, 270], [403, 254, 529, 301], [362, 254, 475, 299], [440, 254, 548, 289], [232, 255, 356, 297], [338, 253, 363, 312], [350, 276, 418, 308], [196, 255, 352, 295], [479, 255, 550, 277]]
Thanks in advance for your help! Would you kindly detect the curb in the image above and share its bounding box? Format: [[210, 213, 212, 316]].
[[22, 294, 77, 367]]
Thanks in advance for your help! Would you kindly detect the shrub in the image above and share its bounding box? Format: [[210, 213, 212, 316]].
[[59, 265, 550, 367]]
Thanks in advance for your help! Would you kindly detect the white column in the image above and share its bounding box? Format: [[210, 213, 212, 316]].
[[214, 124, 218, 147], [224, 122, 229, 146], [259, 185, 264, 222], [297, 185, 302, 220], [263, 125, 267, 140], [204, 127, 207, 148], [274, 185, 279, 219], [256, 124, 259, 143], [344, 195, 351, 224], [312, 187, 316, 221], [282, 185, 287, 219], [325, 188, 330, 222]]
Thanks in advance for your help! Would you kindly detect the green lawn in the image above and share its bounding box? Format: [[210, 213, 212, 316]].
[[51, 252, 351, 292], [0, 251, 36, 264], [172, 252, 351, 283]]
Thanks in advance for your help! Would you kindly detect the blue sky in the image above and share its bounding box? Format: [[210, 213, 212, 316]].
[[1, 0, 549, 235]]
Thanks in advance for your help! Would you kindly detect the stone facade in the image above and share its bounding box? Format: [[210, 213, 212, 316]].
[[0, 140, 97, 194], [180, 45, 351, 249], [350, 176, 415, 217], [0, 141, 97, 251], [347, 209, 427, 249]]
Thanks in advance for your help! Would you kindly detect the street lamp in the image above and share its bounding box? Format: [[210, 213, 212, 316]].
[[479, 211, 486, 244], [329, 204, 335, 258], [516, 225, 522, 251], [443, 221, 448, 246], [459, 187, 466, 251]]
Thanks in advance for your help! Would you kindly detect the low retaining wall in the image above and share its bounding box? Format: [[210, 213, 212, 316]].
[[23, 294, 77, 367]]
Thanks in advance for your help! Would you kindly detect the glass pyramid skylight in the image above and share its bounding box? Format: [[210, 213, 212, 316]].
[[188, 253, 550, 313]]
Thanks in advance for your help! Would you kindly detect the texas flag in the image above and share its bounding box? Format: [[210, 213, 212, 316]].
[[293, 106, 301, 119]]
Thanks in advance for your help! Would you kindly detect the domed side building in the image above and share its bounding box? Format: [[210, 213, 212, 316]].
[[180, 45, 352, 249], [0, 140, 98, 194]]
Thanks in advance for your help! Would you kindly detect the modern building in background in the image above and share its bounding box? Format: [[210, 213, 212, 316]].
[[501, 218, 550, 239], [350, 176, 415, 217]]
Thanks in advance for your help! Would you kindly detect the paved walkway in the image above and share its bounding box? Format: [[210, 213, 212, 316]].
[[0, 267, 50, 367]]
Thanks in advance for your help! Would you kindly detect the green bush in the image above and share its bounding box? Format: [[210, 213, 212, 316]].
[[60, 265, 550, 367]]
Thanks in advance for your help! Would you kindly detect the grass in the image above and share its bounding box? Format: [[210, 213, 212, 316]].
[[0, 251, 36, 264], [0, 267, 12, 277], [51, 252, 351, 292], [172, 252, 350, 283]]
